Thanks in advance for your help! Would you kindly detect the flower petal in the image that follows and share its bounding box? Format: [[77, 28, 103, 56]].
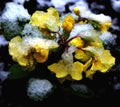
[[69, 37, 84, 48], [70, 61, 84, 80], [48, 60, 68, 78]]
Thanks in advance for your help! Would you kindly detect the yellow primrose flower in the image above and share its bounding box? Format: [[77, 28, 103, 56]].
[[62, 15, 75, 32], [84, 46, 115, 79], [85, 59, 110, 79], [48, 60, 84, 80], [47, 7, 60, 26], [89, 41, 103, 48], [69, 37, 90, 62], [9, 35, 59, 70], [69, 36, 84, 48], [9, 36, 34, 69], [83, 58, 92, 71], [29, 11, 45, 27], [75, 49, 90, 62], [94, 50, 115, 72], [23, 36, 58, 63], [33, 45, 49, 63], [29, 7, 60, 31], [7, 6, 116, 83], [100, 21, 111, 32]]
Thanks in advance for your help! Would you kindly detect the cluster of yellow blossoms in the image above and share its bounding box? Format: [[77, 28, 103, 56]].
[[8, 7, 115, 81]]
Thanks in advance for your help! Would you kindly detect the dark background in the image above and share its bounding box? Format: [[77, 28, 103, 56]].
[[0, 0, 120, 106]]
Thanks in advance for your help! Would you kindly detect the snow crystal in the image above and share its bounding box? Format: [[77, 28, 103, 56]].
[[1, 2, 30, 40], [69, 0, 111, 24], [100, 32, 117, 45], [0, 63, 10, 81], [0, 71, 10, 81], [69, 24, 94, 39], [13, 0, 29, 4], [69, 0, 88, 12], [27, 78, 53, 101], [23, 36, 58, 50], [90, 2, 105, 11], [37, 0, 52, 7], [1, 2, 30, 21], [111, 0, 120, 12], [51, 0, 78, 12], [22, 24, 43, 38], [111, 18, 120, 31], [0, 35, 8, 46]]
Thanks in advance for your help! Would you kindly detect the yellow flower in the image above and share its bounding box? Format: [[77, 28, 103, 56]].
[[83, 58, 92, 71], [29, 11, 45, 27], [62, 15, 75, 32], [69, 36, 84, 48], [23, 35, 59, 63], [75, 49, 90, 62], [29, 7, 60, 31], [100, 21, 111, 32], [94, 50, 115, 72], [84, 46, 115, 79], [73, 7, 80, 16], [9, 36, 34, 69], [9, 35, 59, 70], [33, 45, 49, 63], [69, 37, 90, 62], [48, 60, 84, 80]]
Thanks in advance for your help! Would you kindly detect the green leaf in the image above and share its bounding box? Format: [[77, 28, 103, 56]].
[[8, 64, 30, 79], [70, 83, 94, 98], [89, 19, 101, 31]]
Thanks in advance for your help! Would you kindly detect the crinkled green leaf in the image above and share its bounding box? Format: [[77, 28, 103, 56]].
[[89, 20, 101, 31], [8, 64, 30, 79]]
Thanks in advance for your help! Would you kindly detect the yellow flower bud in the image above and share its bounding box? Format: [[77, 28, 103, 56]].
[[73, 7, 80, 16], [62, 15, 75, 32], [69, 37, 84, 48], [100, 21, 111, 32]]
